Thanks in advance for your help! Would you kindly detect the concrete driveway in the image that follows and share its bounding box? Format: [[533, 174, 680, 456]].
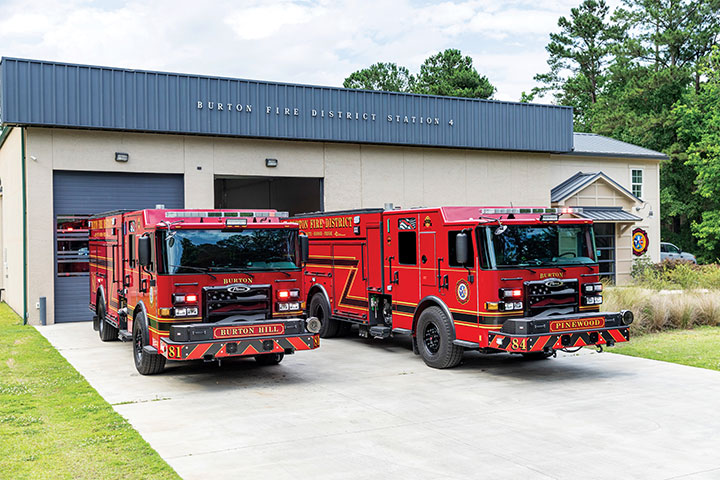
[[38, 323, 720, 480]]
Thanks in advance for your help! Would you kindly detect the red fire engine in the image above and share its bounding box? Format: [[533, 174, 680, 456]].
[[89, 209, 320, 375], [293, 206, 633, 368]]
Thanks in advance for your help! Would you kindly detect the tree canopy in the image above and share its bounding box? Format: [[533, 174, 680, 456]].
[[344, 49, 495, 99], [342, 62, 415, 92], [531, 0, 720, 262]]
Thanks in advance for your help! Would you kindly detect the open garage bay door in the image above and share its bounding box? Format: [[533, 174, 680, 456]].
[[215, 176, 323, 216], [53, 171, 184, 323]]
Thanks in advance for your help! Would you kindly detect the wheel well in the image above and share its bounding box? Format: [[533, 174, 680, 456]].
[[306, 285, 330, 310], [412, 297, 455, 340], [96, 288, 106, 314], [131, 302, 148, 332]]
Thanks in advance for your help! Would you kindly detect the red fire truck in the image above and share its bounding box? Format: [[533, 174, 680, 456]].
[[89, 209, 320, 375], [293, 206, 633, 368]]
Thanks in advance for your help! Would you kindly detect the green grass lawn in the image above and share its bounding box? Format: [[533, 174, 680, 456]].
[[611, 326, 720, 372], [0, 303, 179, 480]]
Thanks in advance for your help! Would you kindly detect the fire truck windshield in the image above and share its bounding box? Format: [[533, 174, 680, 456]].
[[480, 224, 596, 269], [159, 228, 299, 274]]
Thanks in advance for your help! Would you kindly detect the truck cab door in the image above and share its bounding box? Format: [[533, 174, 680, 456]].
[[365, 224, 382, 290], [419, 232, 437, 287]]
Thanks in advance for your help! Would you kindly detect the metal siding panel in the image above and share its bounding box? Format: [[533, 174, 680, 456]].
[[1, 57, 573, 152], [53, 171, 184, 215], [54, 276, 92, 323]]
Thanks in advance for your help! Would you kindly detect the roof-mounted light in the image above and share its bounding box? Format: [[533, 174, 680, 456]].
[[165, 210, 289, 219], [480, 207, 583, 215], [226, 218, 248, 226]]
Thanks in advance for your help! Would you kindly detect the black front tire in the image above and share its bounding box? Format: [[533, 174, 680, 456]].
[[309, 293, 339, 338], [416, 306, 463, 369], [97, 299, 118, 342], [132, 312, 166, 375], [254, 353, 284, 366]]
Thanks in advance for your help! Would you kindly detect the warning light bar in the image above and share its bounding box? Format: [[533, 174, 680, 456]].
[[480, 208, 583, 215], [165, 210, 290, 218]]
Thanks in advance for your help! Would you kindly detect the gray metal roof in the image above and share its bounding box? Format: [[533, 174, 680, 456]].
[[570, 132, 668, 160], [577, 206, 642, 222], [0, 57, 574, 153], [551, 171, 641, 204]]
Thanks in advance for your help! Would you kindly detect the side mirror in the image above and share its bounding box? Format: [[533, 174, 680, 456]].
[[455, 232, 469, 265], [138, 235, 152, 267], [494, 225, 508, 236], [300, 234, 309, 264]]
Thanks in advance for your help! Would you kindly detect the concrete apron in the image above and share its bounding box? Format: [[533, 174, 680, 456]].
[[37, 323, 720, 480]]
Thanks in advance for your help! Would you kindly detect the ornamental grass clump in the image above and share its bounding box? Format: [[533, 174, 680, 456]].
[[603, 287, 720, 335]]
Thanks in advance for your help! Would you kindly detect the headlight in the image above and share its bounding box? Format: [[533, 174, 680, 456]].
[[278, 302, 301, 312], [621, 310, 634, 325], [174, 307, 187, 317], [306, 316, 321, 333]]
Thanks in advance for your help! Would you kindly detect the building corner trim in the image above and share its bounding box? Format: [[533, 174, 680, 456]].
[[21, 127, 27, 324]]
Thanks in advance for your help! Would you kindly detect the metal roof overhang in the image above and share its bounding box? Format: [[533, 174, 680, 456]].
[[576, 207, 642, 223]]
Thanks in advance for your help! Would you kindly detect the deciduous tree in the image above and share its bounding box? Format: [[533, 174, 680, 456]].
[[344, 49, 495, 99], [343, 63, 415, 92]]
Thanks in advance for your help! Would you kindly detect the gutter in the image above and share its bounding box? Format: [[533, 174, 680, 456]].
[[21, 127, 27, 324]]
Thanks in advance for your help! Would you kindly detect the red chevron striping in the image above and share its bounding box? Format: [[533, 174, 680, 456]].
[[187, 343, 213, 360], [609, 329, 627, 343], [241, 344, 259, 355], [532, 336, 550, 352], [287, 337, 309, 351]]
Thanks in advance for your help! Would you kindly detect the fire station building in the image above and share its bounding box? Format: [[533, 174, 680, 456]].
[[0, 58, 665, 325]]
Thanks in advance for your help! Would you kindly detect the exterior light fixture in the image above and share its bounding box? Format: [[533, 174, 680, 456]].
[[265, 158, 278, 168], [635, 202, 653, 218], [115, 152, 129, 162]]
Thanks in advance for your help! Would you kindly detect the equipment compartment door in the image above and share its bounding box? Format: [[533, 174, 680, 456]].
[[365, 224, 382, 290], [419, 232, 437, 287], [331, 243, 367, 319]]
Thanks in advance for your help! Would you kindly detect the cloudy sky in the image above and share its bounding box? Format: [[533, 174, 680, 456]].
[[0, 0, 623, 102]]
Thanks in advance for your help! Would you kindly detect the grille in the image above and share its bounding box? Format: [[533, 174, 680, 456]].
[[525, 279, 578, 316], [202, 284, 271, 323]]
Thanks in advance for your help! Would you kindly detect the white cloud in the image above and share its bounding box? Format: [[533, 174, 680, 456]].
[[0, 0, 628, 102]]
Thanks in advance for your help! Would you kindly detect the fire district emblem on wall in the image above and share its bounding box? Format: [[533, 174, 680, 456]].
[[632, 228, 649, 256]]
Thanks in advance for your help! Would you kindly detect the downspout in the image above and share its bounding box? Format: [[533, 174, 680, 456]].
[[21, 127, 28, 324]]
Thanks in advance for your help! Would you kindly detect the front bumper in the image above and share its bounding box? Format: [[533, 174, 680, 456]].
[[487, 311, 631, 353], [159, 318, 320, 361]]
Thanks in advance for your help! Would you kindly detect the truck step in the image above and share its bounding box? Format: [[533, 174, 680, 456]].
[[369, 326, 391, 339], [392, 327, 412, 335], [118, 330, 133, 342]]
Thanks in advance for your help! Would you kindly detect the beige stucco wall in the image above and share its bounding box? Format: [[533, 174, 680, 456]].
[[0, 128, 26, 319], [7, 127, 661, 324]]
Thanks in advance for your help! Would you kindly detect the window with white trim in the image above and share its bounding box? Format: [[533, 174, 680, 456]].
[[631, 168, 643, 199]]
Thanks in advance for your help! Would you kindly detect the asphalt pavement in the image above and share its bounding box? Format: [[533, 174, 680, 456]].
[[37, 323, 720, 480]]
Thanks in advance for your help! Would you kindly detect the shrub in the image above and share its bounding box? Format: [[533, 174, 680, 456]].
[[630, 257, 720, 290]]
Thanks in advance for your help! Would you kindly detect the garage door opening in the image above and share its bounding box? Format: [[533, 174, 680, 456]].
[[53, 171, 184, 323], [215, 176, 323, 216]]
